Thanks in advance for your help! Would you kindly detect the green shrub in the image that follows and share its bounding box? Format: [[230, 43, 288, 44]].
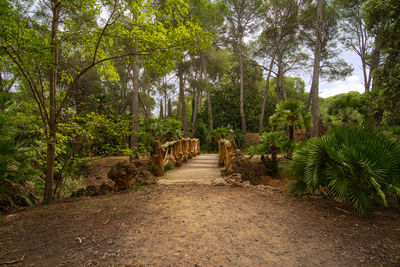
[[164, 161, 174, 172], [248, 132, 291, 175], [233, 129, 244, 148], [269, 100, 311, 141], [139, 118, 183, 155], [211, 127, 233, 140], [0, 93, 42, 200], [283, 125, 400, 214], [194, 121, 208, 145]]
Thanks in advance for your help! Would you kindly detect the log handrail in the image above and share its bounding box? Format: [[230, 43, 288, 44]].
[[151, 138, 200, 176], [218, 138, 236, 175]]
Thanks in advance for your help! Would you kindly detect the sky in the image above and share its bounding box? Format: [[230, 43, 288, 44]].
[[312, 50, 365, 98]]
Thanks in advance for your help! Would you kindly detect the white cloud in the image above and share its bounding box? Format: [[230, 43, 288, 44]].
[[300, 49, 368, 98], [319, 76, 364, 98], [346, 75, 360, 82]]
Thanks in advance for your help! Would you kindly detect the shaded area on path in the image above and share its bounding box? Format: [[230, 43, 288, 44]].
[[158, 154, 222, 185]]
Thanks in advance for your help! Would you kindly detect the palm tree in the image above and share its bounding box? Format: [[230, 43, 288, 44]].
[[283, 125, 400, 214], [270, 100, 310, 141], [248, 132, 290, 175]]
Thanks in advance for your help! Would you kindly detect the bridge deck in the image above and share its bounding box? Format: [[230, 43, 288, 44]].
[[157, 154, 222, 185]]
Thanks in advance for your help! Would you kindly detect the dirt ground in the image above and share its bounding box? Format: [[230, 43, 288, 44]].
[[1, 185, 399, 267]]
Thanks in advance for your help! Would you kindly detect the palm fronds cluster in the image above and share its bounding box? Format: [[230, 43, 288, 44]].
[[283, 125, 400, 214], [248, 132, 292, 175]]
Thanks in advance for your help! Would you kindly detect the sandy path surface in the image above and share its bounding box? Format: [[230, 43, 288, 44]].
[[1, 185, 399, 266], [158, 154, 222, 185]]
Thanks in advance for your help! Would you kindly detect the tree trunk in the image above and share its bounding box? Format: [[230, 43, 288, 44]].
[[370, 37, 380, 91], [281, 74, 287, 101], [289, 124, 294, 142], [277, 55, 287, 101], [178, 62, 188, 137], [259, 53, 276, 134], [142, 77, 151, 118], [130, 46, 139, 159], [276, 76, 280, 104], [310, 0, 323, 138], [192, 92, 198, 135], [271, 146, 278, 176], [306, 86, 312, 110], [176, 99, 180, 120], [202, 54, 213, 131], [238, 34, 246, 133], [44, 0, 60, 204]]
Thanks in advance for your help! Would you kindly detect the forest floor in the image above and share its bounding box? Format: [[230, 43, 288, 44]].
[[1, 184, 400, 266]]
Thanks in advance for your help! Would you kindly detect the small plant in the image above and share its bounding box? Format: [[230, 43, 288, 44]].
[[283, 125, 400, 214], [164, 161, 174, 172], [248, 132, 291, 176]]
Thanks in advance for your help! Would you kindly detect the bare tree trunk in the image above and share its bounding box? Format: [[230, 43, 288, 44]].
[[44, 0, 60, 204], [178, 62, 188, 137], [306, 86, 312, 110], [259, 54, 276, 134], [238, 34, 247, 133], [142, 77, 151, 118], [310, 0, 323, 138], [176, 99, 180, 120], [276, 75, 280, 104], [277, 55, 287, 101], [370, 37, 380, 91], [130, 46, 139, 159], [192, 91, 199, 135], [202, 54, 213, 131], [281, 74, 287, 101]]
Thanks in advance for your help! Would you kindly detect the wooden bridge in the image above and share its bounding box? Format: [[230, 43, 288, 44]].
[[154, 138, 236, 185]]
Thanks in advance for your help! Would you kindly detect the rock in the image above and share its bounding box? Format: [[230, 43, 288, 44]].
[[108, 161, 137, 190], [136, 169, 157, 185], [71, 188, 86, 197], [86, 184, 100, 196], [230, 182, 242, 187], [242, 181, 251, 187], [223, 172, 243, 187], [265, 185, 282, 192], [231, 173, 242, 182], [0, 179, 41, 213], [140, 169, 154, 179], [99, 179, 115, 194], [212, 177, 226, 186]]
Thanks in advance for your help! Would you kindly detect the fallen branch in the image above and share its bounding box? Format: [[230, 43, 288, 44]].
[[335, 207, 352, 215], [0, 254, 25, 265]]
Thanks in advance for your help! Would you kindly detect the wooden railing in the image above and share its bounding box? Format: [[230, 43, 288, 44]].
[[151, 138, 200, 176], [218, 138, 236, 175]]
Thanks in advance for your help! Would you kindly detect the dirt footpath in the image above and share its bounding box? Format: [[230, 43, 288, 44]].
[[1, 185, 399, 266]]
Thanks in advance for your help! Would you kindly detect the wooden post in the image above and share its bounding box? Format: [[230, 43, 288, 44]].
[[187, 138, 193, 159], [150, 138, 201, 177], [223, 140, 233, 175], [218, 138, 234, 175], [218, 139, 225, 166], [151, 140, 165, 176], [173, 140, 183, 167]]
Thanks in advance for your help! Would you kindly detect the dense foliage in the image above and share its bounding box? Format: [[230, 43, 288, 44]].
[[284, 125, 400, 214], [0, 93, 42, 200], [0, 0, 399, 218]]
